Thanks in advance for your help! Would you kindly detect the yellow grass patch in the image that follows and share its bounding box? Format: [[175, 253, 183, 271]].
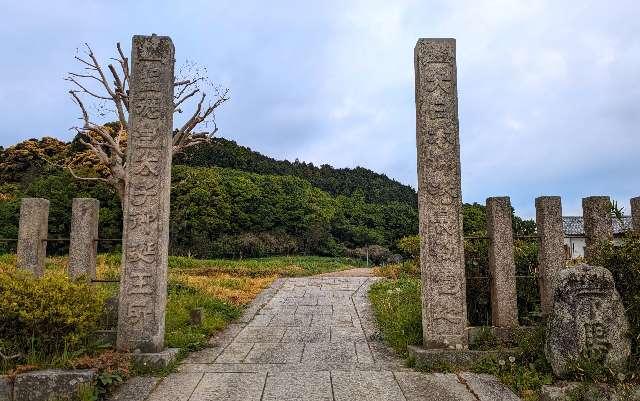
[[172, 272, 277, 306]]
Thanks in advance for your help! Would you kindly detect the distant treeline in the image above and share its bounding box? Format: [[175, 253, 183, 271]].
[[0, 136, 418, 258]]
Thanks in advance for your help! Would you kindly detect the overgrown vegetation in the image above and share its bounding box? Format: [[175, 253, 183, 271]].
[[0, 137, 418, 258], [368, 276, 552, 399], [594, 233, 640, 371], [368, 276, 422, 356], [0, 254, 357, 379], [0, 263, 109, 373]]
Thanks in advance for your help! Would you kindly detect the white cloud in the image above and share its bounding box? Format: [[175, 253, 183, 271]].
[[1, 0, 639, 218]]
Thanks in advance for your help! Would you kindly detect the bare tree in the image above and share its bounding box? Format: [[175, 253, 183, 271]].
[[65, 42, 229, 202]]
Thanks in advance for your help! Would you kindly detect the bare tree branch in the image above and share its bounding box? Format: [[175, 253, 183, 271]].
[[67, 41, 229, 203]]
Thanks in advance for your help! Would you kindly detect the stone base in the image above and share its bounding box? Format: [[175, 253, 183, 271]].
[[0, 376, 11, 401], [132, 348, 180, 371], [12, 369, 96, 401], [467, 326, 528, 346], [539, 382, 640, 401], [407, 345, 520, 369], [539, 382, 580, 401]]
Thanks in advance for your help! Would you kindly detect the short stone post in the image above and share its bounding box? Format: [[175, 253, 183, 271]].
[[582, 196, 612, 263], [16, 198, 49, 277], [116, 34, 175, 355], [631, 196, 640, 233], [535, 196, 564, 316], [415, 38, 467, 348], [486, 197, 518, 327], [68, 198, 100, 280]]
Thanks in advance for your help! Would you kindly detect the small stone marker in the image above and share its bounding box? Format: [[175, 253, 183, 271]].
[[68, 198, 99, 280], [535, 196, 564, 316], [116, 34, 175, 353], [16, 198, 49, 277], [486, 196, 518, 327], [582, 196, 613, 263], [631, 196, 640, 233], [545, 264, 631, 378], [415, 38, 467, 348], [190, 308, 204, 325]]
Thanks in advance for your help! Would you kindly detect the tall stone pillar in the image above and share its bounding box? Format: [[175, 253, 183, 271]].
[[631, 197, 640, 233], [117, 35, 175, 353], [486, 197, 518, 327], [69, 198, 100, 280], [415, 38, 466, 348], [582, 196, 612, 263], [16, 198, 49, 277], [535, 196, 564, 316]]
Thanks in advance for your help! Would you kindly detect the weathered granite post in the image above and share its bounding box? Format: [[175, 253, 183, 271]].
[[486, 197, 518, 327], [69, 198, 99, 280], [582, 196, 612, 263], [535, 196, 564, 316], [631, 196, 640, 233], [116, 35, 175, 355], [16, 198, 49, 277], [415, 38, 467, 348]]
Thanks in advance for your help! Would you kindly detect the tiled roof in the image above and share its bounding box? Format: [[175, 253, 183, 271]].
[[562, 216, 633, 236]]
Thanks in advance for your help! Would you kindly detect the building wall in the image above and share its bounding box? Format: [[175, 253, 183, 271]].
[[564, 237, 586, 259], [563, 236, 624, 260]]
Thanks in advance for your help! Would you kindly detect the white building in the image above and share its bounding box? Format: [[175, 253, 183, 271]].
[[563, 216, 632, 259]]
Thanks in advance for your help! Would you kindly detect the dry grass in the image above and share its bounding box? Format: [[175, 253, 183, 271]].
[[172, 273, 276, 306]]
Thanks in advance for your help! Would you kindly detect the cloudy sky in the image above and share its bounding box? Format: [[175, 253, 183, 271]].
[[1, 0, 638, 217]]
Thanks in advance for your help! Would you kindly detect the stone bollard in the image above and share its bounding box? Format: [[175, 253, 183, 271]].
[[535, 196, 564, 316], [68, 198, 100, 280], [582, 196, 612, 263], [631, 196, 640, 233], [16, 198, 49, 277], [486, 196, 518, 327], [545, 264, 630, 378], [190, 308, 204, 326]]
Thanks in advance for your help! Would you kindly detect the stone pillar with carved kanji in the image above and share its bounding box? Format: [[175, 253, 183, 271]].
[[116, 35, 175, 353], [582, 196, 612, 264], [415, 38, 467, 349], [535, 196, 564, 316], [486, 196, 518, 327]]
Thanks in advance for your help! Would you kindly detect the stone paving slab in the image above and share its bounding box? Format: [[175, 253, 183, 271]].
[[459, 372, 522, 401], [262, 371, 333, 401], [244, 342, 304, 364], [146, 373, 203, 401], [331, 371, 406, 401], [108, 376, 161, 401], [136, 277, 521, 400], [188, 372, 265, 401], [395, 372, 476, 401]]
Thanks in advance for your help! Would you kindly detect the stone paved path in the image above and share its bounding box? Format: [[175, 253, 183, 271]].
[[124, 277, 519, 400]]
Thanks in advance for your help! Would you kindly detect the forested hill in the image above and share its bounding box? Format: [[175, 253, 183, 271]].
[[173, 138, 418, 208], [0, 136, 419, 259]]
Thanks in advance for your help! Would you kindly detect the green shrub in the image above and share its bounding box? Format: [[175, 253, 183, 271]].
[[396, 235, 420, 261], [594, 234, 640, 366], [0, 269, 107, 371]]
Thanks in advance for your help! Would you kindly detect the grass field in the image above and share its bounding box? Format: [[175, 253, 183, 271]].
[[0, 253, 362, 375]]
